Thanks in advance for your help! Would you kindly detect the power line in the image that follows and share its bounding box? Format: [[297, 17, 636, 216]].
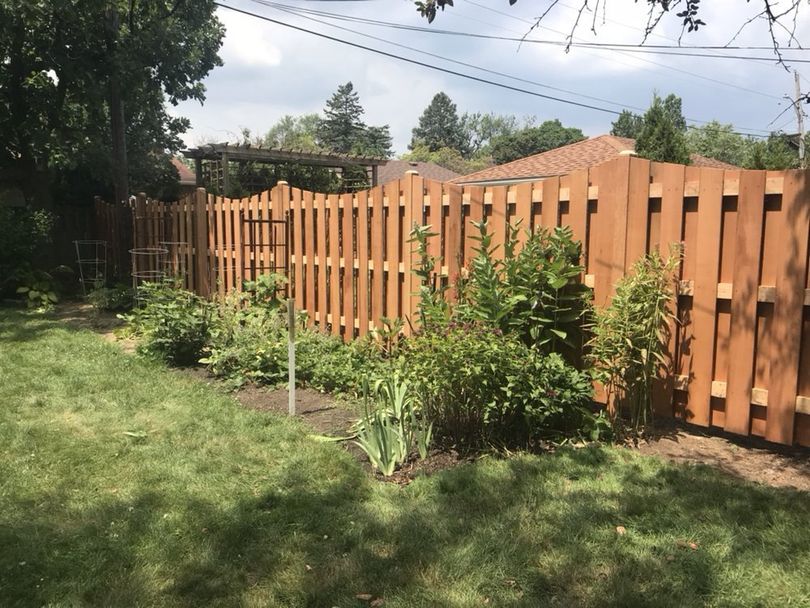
[[216, 2, 771, 137], [462, 0, 784, 103], [262, 1, 648, 113]]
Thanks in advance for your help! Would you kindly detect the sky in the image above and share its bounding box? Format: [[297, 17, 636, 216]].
[[172, 0, 810, 156]]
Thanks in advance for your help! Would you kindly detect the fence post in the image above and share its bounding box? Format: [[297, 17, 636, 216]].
[[194, 187, 210, 297]]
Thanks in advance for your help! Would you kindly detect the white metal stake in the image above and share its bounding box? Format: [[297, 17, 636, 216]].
[[287, 297, 296, 416]]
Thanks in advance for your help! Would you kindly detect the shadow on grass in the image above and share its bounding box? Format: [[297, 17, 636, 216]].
[[4, 447, 806, 607]]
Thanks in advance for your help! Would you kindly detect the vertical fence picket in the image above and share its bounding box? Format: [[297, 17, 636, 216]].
[[370, 186, 385, 328], [357, 189, 370, 337], [292, 188, 304, 301], [725, 170, 767, 436], [328, 193, 341, 336], [303, 191, 316, 323], [342, 192, 355, 340], [766, 170, 809, 444], [385, 181, 401, 322], [316, 193, 328, 328]]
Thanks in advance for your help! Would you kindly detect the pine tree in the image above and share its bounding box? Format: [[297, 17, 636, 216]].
[[410, 92, 467, 153], [635, 94, 690, 164], [611, 110, 643, 139], [356, 125, 393, 158], [317, 82, 367, 154]]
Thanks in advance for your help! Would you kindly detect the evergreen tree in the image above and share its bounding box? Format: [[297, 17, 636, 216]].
[[411, 92, 467, 153], [317, 82, 367, 154], [634, 94, 690, 164], [356, 125, 393, 159], [611, 110, 643, 139]]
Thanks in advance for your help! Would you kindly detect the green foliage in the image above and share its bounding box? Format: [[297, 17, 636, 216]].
[[410, 92, 468, 153], [0, 206, 54, 293], [263, 114, 323, 151], [202, 296, 289, 386], [122, 281, 211, 366], [685, 121, 748, 166], [15, 269, 59, 310], [634, 93, 690, 164], [400, 143, 491, 175], [0, 0, 224, 206], [409, 223, 449, 330], [296, 328, 386, 395], [354, 377, 432, 475], [744, 132, 802, 170], [241, 273, 287, 309], [88, 284, 134, 312], [587, 249, 679, 432], [317, 82, 392, 159], [611, 110, 644, 139], [489, 119, 586, 165], [399, 324, 596, 447], [456, 221, 590, 358]]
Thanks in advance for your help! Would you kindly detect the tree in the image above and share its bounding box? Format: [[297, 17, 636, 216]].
[[402, 144, 491, 175], [634, 94, 690, 164], [317, 82, 367, 155], [744, 133, 801, 170], [685, 121, 748, 166], [415, 0, 803, 57], [489, 120, 585, 164], [317, 82, 393, 159], [611, 111, 644, 139], [411, 92, 468, 154], [264, 115, 322, 151], [0, 0, 224, 207], [460, 112, 524, 156], [356, 125, 393, 158]]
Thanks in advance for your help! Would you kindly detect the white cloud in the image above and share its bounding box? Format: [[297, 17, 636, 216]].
[[218, 8, 282, 68]]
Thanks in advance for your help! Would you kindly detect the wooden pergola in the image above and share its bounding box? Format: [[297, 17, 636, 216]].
[[182, 143, 387, 195]]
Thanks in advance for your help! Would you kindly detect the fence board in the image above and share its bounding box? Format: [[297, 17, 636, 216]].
[[514, 182, 532, 250], [446, 184, 463, 302], [292, 188, 304, 301], [465, 186, 484, 261], [342, 192, 355, 340], [766, 170, 809, 444], [304, 190, 316, 322], [541, 177, 560, 230], [357, 189, 370, 336], [687, 168, 724, 427], [370, 186, 385, 328], [725, 170, 767, 436], [386, 181, 401, 321], [316, 193, 328, 326], [328, 193, 341, 336]]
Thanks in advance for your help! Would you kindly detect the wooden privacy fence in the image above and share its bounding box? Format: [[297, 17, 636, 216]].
[[95, 156, 810, 447]]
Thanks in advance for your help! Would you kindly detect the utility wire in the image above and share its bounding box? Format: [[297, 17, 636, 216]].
[[264, 1, 648, 112], [217, 1, 771, 137], [463, 0, 784, 103]]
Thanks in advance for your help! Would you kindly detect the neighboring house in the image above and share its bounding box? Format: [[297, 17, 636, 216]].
[[453, 135, 737, 186], [171, 158, 197, 196], [377, 160, 459, 185]]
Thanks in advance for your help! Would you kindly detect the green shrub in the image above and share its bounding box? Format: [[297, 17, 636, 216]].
[[14, 269, 60, 310], [0, 207, 55, 295], [88, 284, 134, 312], [296, 328, 386, 395], [399, 323, 597, 448], [203, 300, 288, 385], [455, 221, 590, 360], [587, 248, 679, 432], [122, 281, 212, 366]]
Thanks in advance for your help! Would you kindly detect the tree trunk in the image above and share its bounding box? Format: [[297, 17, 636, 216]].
[[106, 3, 129, 204]]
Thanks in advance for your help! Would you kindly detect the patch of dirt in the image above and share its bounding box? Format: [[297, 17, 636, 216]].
[[636, 420, 810, 492], [236, 383, 358, 438], [384, 449, 476, 485]]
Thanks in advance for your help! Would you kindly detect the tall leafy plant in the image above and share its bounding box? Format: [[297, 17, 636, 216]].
[[587, 248, 680, 432], [455, 220, 590, 359], [409, 224, 449, 331]]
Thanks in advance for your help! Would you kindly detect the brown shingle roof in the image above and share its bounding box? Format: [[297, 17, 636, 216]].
[[377, 160, 459, 185], [453, 135, 737, 184]]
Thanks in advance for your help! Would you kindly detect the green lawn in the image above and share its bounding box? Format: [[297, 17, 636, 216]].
[[1, 310, 808, 608]]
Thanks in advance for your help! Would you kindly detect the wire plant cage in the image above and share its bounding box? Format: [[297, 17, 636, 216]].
[[73, 240, 108, 296], [129, 247, 168, 304]]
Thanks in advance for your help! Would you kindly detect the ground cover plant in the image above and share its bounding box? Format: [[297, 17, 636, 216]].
[[1, 309, 809, 607]]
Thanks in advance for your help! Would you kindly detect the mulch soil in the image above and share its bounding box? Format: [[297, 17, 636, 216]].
[[46, 302, 810, 490]]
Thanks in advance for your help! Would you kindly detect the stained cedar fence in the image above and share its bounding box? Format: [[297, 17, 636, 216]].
[[95, 156, 810, 447]]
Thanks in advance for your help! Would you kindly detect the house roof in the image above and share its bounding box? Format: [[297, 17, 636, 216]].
[[377, 160, 460, 185], [453, 135, 738, 184], [171, 158, 197, 186]]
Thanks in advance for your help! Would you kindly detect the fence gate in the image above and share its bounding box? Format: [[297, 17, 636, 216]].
[[241, 212, 289, 292]]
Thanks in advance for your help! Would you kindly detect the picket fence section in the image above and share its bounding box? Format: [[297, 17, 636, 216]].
[[95, 156, 810, 447]]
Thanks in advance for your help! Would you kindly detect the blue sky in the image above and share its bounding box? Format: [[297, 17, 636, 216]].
[[172, 0, 810, 155]]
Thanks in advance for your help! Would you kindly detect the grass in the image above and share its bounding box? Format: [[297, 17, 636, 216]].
[[1, 309, 808, 608]]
